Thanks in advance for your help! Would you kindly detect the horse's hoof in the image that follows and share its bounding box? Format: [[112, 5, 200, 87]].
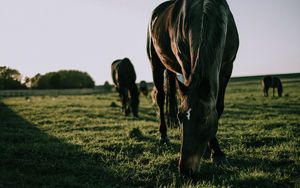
[[125, 108, 131, 116], [159, 137, 169, 144]]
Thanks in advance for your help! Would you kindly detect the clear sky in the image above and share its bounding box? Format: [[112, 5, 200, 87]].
[[1, 0, 300, 85]]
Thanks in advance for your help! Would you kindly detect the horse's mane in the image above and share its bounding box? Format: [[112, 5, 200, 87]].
[[187, 0, 229, 99]]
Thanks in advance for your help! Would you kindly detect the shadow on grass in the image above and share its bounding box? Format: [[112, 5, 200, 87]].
[[241, 135, 289, 148], [0, 102, 120, 187], [231, 155, 298, 188], [65, 125, 123, 132]]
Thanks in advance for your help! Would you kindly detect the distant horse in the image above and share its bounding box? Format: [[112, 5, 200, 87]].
[[151, 86, 157, 105], [111, 58, 140, 117], [147, 0, 239, 176], [139, 81, 149, 96], [262, 76, 283, 97]]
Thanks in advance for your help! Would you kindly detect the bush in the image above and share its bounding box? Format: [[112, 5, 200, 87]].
[[32, 70, 95, 89]]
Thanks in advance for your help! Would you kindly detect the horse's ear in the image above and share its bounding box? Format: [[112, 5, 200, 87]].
[[176, 78, 188, 95]]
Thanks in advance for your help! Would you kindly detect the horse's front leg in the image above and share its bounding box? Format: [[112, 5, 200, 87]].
[[208, 64, 232, 164]]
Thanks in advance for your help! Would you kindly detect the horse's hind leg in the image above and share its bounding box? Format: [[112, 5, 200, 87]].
[[148, 54, 168, 142], [153, 66, 168, 143], [165, 70, 178, 128], [208, 64, 232, 163], [120, 87, 129, 116], [148, 33, 169, 143]]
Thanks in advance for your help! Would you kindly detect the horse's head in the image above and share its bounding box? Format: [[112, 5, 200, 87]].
[[176, 78, 218, 176]]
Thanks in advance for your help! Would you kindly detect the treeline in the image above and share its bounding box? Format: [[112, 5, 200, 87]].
[[31, 70, 95, 89], [0, 66, 95, 90]]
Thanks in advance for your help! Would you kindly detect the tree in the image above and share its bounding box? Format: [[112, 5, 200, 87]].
[[0, 66, 26, 89], [0, 66, 21, 81], [49, 73, 61, 89]]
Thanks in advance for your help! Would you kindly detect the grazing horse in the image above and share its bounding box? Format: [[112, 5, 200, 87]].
[[262, 76, 283, 97], [147, 0, 239, 176], [151, 86, 158, 105], [139, 80, 149, 96], [111, 58, 140, 117]]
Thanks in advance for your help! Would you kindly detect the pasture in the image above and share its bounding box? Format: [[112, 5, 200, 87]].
[[0, 75, 299, 187]]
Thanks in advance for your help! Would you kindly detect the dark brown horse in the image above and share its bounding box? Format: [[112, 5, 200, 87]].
[[139, 80, 149, 96], [262, 76, 283, 97], [111, 58, 140, 117], [147, 0, 239, 176]]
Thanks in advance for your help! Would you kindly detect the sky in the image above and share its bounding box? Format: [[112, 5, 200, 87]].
[[0, 0, 300, 85]]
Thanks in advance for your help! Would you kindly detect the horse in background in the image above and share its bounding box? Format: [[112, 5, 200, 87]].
[[262, 76, 283, 97], [147, 0, 239, 176], [139, 81, 149, 96], [111, 58, 140, 117], [151, 86, 157, 105]]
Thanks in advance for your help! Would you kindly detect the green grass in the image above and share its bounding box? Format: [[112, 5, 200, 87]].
[[0, 76, 299, 187]]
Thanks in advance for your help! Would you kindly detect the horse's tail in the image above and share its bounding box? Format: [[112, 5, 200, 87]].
[[164, 70, 178, 128]]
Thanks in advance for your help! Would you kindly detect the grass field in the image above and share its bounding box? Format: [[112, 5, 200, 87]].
[[0, 75, 299, 187]]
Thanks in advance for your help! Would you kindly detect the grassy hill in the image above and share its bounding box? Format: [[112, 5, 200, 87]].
[[0, 75, 299, 187]]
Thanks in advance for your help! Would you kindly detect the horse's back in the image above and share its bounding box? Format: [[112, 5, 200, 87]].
[[263, 76, 282, 88], [148, 0, 239, 76], [150, 0, 174, 21], [263, 76, 272, 85]]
